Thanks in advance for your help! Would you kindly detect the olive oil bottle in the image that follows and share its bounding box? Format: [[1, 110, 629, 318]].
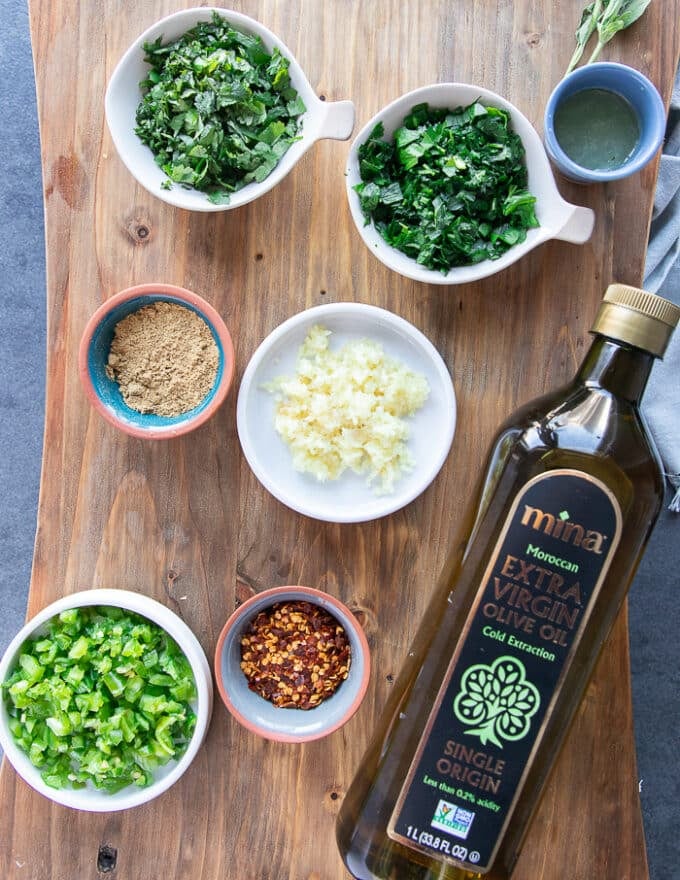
[[336, 284, 680, 880]]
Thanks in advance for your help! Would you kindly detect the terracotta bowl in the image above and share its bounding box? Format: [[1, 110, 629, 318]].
[[78, 283, 234, 439], [214, 586, 370, 743]]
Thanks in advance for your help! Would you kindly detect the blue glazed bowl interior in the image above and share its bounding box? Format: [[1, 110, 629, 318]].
[[544, 63, 666, 182], [87, 295, 226, 431]]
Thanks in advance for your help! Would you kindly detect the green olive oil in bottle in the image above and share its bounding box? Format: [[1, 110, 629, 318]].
[[336, 284, 680, 880]]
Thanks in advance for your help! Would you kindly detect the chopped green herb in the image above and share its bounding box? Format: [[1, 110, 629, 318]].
[[135, 12, 305, 203], [2, 606, 197, 792], [354, 102, 539, 273]]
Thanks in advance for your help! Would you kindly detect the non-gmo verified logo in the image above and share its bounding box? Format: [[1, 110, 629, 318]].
[[431, 799, 475, 840]]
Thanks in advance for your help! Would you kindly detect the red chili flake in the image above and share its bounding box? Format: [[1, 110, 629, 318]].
[[239, 600, 351, 710]]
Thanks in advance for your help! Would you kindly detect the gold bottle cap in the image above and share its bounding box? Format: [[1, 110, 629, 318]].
[[591, 283, 680, 357]]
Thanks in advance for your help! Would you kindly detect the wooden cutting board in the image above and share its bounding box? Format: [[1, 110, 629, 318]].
[[2, 2, 678, 878]]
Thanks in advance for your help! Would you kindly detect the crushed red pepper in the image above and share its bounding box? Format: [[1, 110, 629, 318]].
[[240, 600, 351, 709]]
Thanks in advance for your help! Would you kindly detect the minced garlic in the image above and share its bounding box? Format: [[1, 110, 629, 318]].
[[265, 325, 429, 494]]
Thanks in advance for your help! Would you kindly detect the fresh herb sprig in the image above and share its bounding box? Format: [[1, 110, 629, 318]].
[[2, 606, 197, 792], [355, 102, 539, 273], [135, 12, 305, 203], [566, 0, 652, 74]]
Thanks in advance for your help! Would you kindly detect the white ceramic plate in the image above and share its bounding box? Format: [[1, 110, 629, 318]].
[[346, 83, 595, 285], [105, 7, 354, 212], [237, 303, 456, 522]]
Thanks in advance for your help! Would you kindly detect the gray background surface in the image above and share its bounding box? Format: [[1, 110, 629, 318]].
[[1, 3, 678, 878]]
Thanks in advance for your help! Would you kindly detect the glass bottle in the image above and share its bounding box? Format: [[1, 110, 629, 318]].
[[336, 284, 680, 880]]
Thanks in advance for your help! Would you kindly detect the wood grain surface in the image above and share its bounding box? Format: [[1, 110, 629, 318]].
[[1, 2, 678, 879]]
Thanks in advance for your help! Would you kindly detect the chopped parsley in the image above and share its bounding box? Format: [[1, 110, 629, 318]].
[[135, 12, 306, 204], [2, 606, 197, 792], [354, 101, 540, 272]]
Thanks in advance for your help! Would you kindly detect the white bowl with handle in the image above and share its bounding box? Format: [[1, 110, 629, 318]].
[[346, 82, 594, 285], [106, 7, 355, 211]]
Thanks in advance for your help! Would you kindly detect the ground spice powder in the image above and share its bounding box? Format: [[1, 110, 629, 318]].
[[240, 601, 351, 710], [106, 301, 219, 417]]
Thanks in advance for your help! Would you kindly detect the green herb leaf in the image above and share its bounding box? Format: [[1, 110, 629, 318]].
[[565, 0, 652, 73], [589, 0, 653, 63], [566, 1, 603, 74]]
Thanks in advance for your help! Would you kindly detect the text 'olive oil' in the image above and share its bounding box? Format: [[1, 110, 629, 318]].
[[336, 284, 680, 879]]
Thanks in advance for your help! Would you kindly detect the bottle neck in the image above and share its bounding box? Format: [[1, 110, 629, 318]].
[[575, 333, 656, 403]]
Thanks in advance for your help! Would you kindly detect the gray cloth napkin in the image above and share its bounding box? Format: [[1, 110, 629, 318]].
[[644, 68, 680, 512]]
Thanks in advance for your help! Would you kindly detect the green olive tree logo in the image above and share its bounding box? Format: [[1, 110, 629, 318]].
[[453, 655, 540, 748]]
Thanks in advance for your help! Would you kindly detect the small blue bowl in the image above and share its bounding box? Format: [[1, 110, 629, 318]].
[[79, 283, 235, 439], [544, 62, 666, 183]]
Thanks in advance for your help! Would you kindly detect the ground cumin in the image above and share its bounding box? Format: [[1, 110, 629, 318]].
[[106, 301, 219, 417]]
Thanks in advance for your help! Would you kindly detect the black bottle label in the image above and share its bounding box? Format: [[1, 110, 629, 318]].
[[387, 469, 622, 872]]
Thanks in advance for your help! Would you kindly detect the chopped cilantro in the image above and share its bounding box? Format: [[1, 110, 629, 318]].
[[135, 12, 305, 203], [354, 102, 540, 272], [2, 606, 197, 792]]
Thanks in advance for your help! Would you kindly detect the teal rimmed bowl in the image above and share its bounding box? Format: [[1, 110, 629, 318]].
[[78, 283, 235, 439]]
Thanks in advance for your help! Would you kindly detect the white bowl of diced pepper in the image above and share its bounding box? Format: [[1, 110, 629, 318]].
[[214, 586, 370, 743], [0, 589, 212, 811]]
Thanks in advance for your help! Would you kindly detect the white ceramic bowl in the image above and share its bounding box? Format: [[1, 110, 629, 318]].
[[214, 585, 370, 743], [106, 7, 355, 211], [346, 83, 595, 285], [237, 303, 456, 522], [0, 589, 213, 812]]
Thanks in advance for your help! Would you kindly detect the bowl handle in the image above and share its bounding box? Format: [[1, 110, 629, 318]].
[[554, 204, 595, 244], [316, 99, 355, 141]]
